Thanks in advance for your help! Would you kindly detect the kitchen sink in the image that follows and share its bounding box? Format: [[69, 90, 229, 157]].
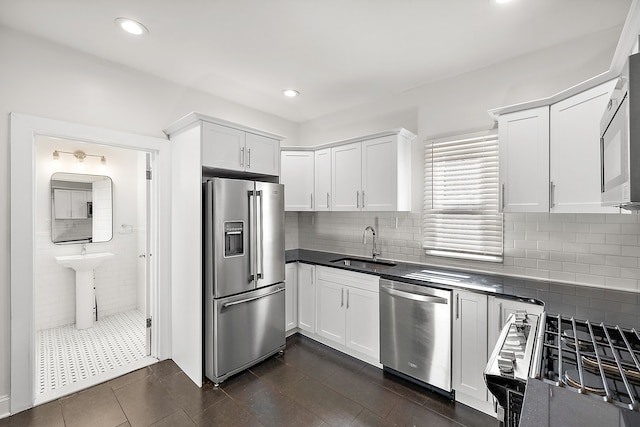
[[330, 257, 397, 270]]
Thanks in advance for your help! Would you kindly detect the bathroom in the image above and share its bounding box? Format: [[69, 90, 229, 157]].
[[33, 135, 152, 402]]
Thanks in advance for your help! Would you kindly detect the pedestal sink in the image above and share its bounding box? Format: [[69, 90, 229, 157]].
[[55, 252, 114, 329]]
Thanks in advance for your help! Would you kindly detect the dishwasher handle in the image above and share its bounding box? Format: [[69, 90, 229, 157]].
[[381, 284, 449, 304]]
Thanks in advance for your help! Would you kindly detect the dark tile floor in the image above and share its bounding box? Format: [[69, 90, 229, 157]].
[[0, 334, 497, 426]]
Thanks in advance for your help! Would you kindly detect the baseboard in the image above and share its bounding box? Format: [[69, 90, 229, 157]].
[[0, 394, 10, 419], [295, 330, 382, 368], [455, 391, 496, 417]]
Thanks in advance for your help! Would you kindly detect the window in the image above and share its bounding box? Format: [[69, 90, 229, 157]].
[[423, 133, 503, 262]]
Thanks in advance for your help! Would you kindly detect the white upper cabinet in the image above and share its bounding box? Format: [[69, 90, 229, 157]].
[[188, 118, 281, 176], [315, 148, 332, 211], [332, 142, 362, 211], [245, 132, 280, 176], [281, 151, 315, 211], [280, 128, 414, 212], [498, 106, 550, 212], [361, 135, 411, 211], [550, 80, 619, 213], [201, 122, 246, 172]]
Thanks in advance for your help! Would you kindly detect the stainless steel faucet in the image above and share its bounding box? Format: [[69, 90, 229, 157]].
[[363, 226, 381, 261], [81, 243, 86, 256]]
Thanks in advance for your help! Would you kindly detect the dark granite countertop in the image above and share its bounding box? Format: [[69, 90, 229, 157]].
[[286, 249, 543, 305], [520, 378, 640, 427]]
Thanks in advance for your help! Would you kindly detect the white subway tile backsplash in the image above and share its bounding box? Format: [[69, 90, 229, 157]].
[[605, 255, 638, 268], [293, 211, 640, 294], [590, 265, 621, 278], [577, 213, 606, 223], [590, 244, 622, 256]]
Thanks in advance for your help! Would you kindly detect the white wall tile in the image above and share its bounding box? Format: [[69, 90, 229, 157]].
[[291, 211, 640, 293]]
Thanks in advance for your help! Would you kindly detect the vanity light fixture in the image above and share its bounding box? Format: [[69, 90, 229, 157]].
[[53, 149, 106, 165], [114, 17, 149, 36], [283, 89, 300, 97]]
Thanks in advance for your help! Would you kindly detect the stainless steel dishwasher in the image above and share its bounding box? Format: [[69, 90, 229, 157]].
[[380, 279, 452, 395]]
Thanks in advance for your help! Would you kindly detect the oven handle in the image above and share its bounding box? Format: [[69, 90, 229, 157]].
[[381, 284, 448, 304], [222, 286, 284, 308]]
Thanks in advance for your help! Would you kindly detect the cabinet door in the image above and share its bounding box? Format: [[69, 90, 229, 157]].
[[71, 190, 87, 218], [245, 132, 280, 176], [550, 80, 619, 213], [53, 189, 72, 219], [499, 106, 550, 212], [332, 142, 362, 211], [345, 286, 379, 360], [487, 297, 544, 355], [202, 122, 246, 171], [316, 279, 346, 345], [315, 148, 332, 211], [281, 151, 314, 211], [361, 136, 397, 211], [297, 263, 316, 333], [453, 290, 488, 403], [285, 263, 298, 332]]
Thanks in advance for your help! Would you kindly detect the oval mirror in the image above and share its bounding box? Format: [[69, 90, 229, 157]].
[[51, 172, 113, 244]]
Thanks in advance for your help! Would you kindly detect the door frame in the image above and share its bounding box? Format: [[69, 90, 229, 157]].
[[9, 113, 172, 414]]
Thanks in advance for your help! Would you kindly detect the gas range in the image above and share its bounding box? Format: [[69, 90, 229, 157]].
[[485, 312, 640, 427], [535, 314, 640, 411]]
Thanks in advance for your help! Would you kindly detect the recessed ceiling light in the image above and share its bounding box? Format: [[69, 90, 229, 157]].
[[114, 17, 148, 35], [283, 89, 300, 97]]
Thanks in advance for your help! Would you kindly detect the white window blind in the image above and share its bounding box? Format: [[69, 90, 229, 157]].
[[423, 133, 503, 262]]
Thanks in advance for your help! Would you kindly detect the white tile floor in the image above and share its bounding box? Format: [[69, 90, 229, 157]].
[[36, 309, 146, 395]]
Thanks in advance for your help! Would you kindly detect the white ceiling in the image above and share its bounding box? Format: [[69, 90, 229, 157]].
[[0, 0, 632, 123]]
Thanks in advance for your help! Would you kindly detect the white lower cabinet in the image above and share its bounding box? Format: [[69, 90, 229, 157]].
[[285, 263, 298, 333], [297, 263, 316, 333], [314, 266, 380, 363], [452, 290, 493, 415]]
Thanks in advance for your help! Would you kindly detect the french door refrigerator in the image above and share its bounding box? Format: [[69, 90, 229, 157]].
[[203, 177, 285, 385]]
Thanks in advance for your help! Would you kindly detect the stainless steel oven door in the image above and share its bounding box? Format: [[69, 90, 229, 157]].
[[206, 283, 285, 384]]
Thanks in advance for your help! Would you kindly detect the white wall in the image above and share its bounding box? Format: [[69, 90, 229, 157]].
[[296, 25, 621, 147], [0, 25, 298, 414]]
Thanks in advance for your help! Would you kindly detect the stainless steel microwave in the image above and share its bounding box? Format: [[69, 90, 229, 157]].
[[601, 52, 640, 209]]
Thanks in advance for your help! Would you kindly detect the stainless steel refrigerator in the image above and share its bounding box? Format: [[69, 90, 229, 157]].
[[203, 177, 285, 385]]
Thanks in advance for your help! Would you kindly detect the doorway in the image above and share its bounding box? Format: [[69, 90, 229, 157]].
[[10, 113, 171, 414], [33, 136, 153, 404]]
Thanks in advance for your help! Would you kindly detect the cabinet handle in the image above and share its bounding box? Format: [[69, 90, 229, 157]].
[[327, 192, 330, 209], [347, 289, 350, 309], [498, 302, 503, 331], [549, 181, 555, 209], [456, 294, 460, 319], [310, 193, 313, 209], [341, 288, 344, 307], [501, 184, 505, 210], [362, 191, 365, 208], [240, 147, 245, 167], [356, 191, 360, 208], [247, 148, 251, 168]]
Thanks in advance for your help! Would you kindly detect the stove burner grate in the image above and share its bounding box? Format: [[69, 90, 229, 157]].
[[538, 314, 640, 411]]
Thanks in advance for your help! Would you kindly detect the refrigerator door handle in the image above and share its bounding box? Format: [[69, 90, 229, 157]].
[[222, 286, 285, 308], [248, 189, 255, 282], [256, 189, 264, 280]]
